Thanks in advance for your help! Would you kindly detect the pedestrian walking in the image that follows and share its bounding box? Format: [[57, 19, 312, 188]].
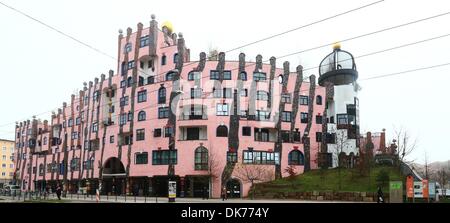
[[377, 186, 384, 203], [56, 184, 62, 200], [221, 186, 227, 201]]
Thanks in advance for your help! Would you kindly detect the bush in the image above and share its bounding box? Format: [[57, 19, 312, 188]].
[[376, 169, 390, 187]]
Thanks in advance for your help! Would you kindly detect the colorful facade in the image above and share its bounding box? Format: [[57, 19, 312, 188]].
[[14, 16, 359, 198], [0, 139, 15, 185]]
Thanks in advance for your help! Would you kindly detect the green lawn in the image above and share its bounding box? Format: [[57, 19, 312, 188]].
[[255, 166, 402, 194]]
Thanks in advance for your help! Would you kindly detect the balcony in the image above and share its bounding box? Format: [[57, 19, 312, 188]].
[[179, 104, 208, 121], [179, 114, 208, 121], [179, 126, 207, 141]]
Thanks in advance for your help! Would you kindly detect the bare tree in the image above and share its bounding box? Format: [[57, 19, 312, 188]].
[[436, 168, 448, 196], [423, 150, 430, 180], [334, 128, 349, 190], [234, 163, 274, 199], [392, 126, 418, 164]]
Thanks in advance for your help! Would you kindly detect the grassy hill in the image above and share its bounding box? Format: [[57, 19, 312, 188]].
[[252, 166, 403, 197]]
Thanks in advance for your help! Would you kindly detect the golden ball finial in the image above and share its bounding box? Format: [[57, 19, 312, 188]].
[[162, 21, 174, 34], [333, 42, 341, 50]]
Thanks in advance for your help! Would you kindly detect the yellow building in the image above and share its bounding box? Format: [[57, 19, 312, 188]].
[[0, 139, 15, 185]]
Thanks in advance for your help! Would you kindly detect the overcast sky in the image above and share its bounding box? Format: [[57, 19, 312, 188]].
[[0, 0, 449, 164]]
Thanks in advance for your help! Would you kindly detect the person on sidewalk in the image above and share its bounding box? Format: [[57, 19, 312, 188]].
[[377, 186, 384, 203], [56, 184, 62, 200], [221, 186, 227, 201]]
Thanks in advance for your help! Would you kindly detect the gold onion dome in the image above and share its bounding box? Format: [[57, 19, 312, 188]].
[[162, 21, 174, 34]]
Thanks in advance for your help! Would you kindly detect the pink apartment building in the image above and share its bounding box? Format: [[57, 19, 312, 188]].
[[13, 16, 360, 198]]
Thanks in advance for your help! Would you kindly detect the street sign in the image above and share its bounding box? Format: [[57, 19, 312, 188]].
[[389, 181, 403, 203]]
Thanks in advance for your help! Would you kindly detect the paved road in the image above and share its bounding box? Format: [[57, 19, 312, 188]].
[[0, 195, 361, 203]]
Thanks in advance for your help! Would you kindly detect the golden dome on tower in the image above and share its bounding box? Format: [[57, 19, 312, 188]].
[[162, 21, 174, 34], [333, 42, 341, 50]]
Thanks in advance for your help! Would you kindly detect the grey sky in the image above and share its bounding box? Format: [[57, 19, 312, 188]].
[[0, 0, 449, 163]]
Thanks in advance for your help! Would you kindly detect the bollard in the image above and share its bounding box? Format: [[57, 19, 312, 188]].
[[145, 195, 146, 203], [107, 194, 108, 201], [125, 194, 127, 202], [135, 195, 136, 203], [115, 195, 117, 202]]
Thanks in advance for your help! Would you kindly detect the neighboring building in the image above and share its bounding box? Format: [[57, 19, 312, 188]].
[[317, 44, 360, 168], [0, 139, 15, 186], [14, 16, 359, 198]]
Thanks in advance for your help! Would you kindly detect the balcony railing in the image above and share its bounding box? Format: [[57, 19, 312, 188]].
[[178, 114, 208, 120]]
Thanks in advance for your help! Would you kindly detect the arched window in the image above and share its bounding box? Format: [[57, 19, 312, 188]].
[[316, 95, 322, 105], [158, 86, 166, 104], [138, 111, 146, 121], [195, 146, 208, 170], [174, 53, 179, 64], [216, 125, 228, 137], [166, 71, 176, 81], [288, 150, 304, 165], [161, 55, 167, 65]]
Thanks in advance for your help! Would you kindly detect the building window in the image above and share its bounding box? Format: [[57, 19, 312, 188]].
[[300, 96, 309, 105], [110, 135, 114, 144], [253, 72, 267, 81], [70, 158, 80, 171], [256, 110, 270, 121], [288, 150, 304, 165], [140, 35, 150, 48], [227, 151, 237, 163], [316, 132, 322, 142], [281, 94, 291, 103], [136, 129, 145, 141], [293, 131, 301, 142], [39, 164, 45, 176], [154, 128, 162, 137], [216, 125, 228, 137], [119, 113, 127, 125], [223, 71, 232, 80], [120, 96, 129, 107], [161, 55, 167, 65], [127, 77, 134, 87], [173, 53, 179, 64], [216, 104, 229, 116], [164, 127, 173, 138], [243, 150, 280, 165], [316, 115, 323, 124], [92, 122, 98, 133], [239, 71, 247, 81], [137, 90, 147, 103], [121, 62, 128, 75], [256, 91, 269, 101], [75, 117, 81, 125], [242, 126, 251, 136], [301, 112, 308, 123], [158, 87, 166, 104], [125, 43, 132, 53], [128, 60, 135, 70], [71, 132, 79, 140], [188, 71, 200, 81], [158, 107, 169, 119], [138, 111, 146, 121], [43, 137, 47, 145], [254, 128, 269, 142], [316, 95, 323, 105], [166, 71, 176, 81], [337, 114, 348, 125], [210, 70, 220, 80], [281, 111, 292, 122], [195, 147, 208, 170], [281, 131, 291, 142], [120, 80, 126, 88], [68, 119, 73, 127], [152, 150, 177, 165], [128, 112, 133, 121], [190, 88, 202, 99], [240, 110, 249, 118], [147, 76, 155, 84], [135, 152, 148, 164]]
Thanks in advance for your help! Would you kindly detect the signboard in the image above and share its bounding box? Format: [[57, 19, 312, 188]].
[[428, 182, 436, 199], [406, 175, 414, 198], [389, 181, 403, 203], [422, 180, 429, 199], [168, 181, 176, 202], [413, 181, 423, 198]]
